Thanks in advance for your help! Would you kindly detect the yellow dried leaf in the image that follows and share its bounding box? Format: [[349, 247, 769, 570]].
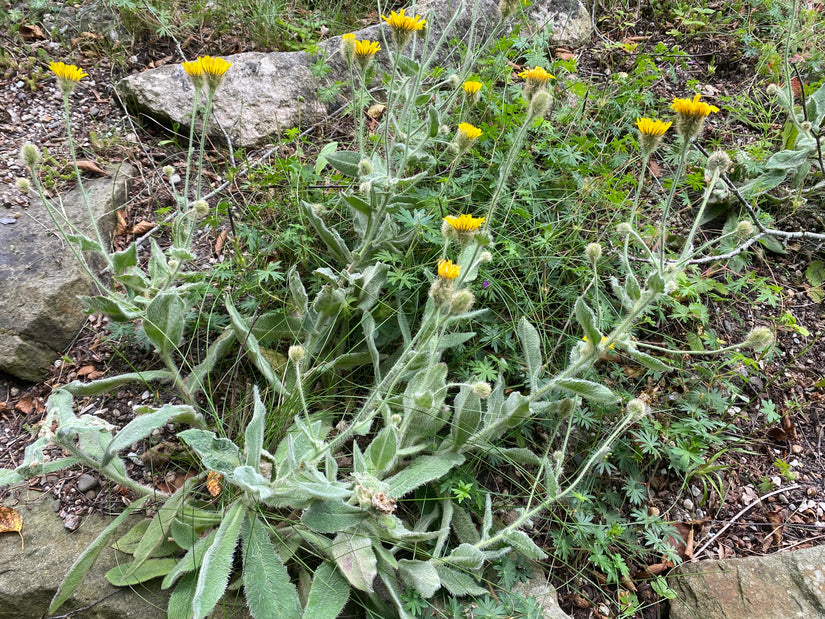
[[0, 506, 24, 549], [130, 221, 155, 236], [206, 471, 222, 497]]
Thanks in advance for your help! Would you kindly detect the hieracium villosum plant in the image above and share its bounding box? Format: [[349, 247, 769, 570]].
[[5, 2, 798, 618]]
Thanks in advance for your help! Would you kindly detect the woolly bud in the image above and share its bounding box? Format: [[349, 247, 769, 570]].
[[359, 180, 372, 194], [801, 121, 812, 132], [617, 222, 632, 235], [744, 326, 773, 352], [766, 83, 791, 109], [390, 414, 402, 426], [735, 220, 754, 238], [288, 345, 306, 364], [499, 0, 519, 19], [447, 74, 461, 89], [192, 199, 209, 217], [706, 150, 732, 175], [167, 259, 180, 271], [585, 242, 602, 263], [341, 33, 356, 65], [528, 90, 552, 120], [438, 124, 451, 136], [20, 143, 41, 167], [15, 177, 31, 193], [162, 165, 175, 177], [472, 381, 492, 399], [626, 398, 648, 420], [358, 158, 373, 176], [441, 219, 454, 241], [450, 289, 475, 315], [480, 251, 493, 263]]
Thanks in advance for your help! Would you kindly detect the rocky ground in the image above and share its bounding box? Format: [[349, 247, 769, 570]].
[[0, 1, 824, 618]]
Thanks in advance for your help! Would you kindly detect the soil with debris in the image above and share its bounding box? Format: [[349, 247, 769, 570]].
[[1, 3, 824, 618]]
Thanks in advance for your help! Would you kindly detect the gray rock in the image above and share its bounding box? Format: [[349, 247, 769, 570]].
[[117, 0, 592, 148], [76, 473, 99, 493], [513, 570, 572, 619], [668, 545, 825, 619], [0, 164, 132, 381], [0, 490, 166, 619]]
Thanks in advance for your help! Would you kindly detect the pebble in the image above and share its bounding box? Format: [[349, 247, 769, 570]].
[[141, 390, 151, 401], [792, 444, 803, 454], [85, 490, 96, 499], [52, 499, 61, 512], [683, 498, 694, 511], [76, 473, 99, 492]]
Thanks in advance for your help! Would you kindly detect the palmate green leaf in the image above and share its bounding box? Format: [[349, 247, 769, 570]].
[[49, 496, 149, 614], [241, 516, 301, 619], [517, 317, 543, 389], [167, 572, 197, 619], [554, 378, 619, 403], [302, 560, 350, 619], [385, 453, 465, 499], [191, 500, 246, 619], [397, 559, 441, 598], [143, 292, 186, 357], [329, 531, 378, 593], [433, 564, 487, 597], [106, 558, 179, 586], [101, 403, 201, 467]]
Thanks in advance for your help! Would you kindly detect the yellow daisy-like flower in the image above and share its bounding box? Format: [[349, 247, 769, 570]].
[[382, 9, 426, 48], [199, 55, 232, 92], [670, 93, 719, 138], [635, 117, 672, 156], [353, 39, 380, 70], [341, 33, 356, 64], [342, 33, 356, 42], [518, 66, 554, 102], [445, 214, 485, 233], [182, 59, 205, 90], [50, 61, 88, 95], [437, 259, 461, 280], [462, 80, 482, 95], [458, 122, 482, 141]]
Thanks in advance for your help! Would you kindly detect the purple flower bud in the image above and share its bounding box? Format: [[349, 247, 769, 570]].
[[482, 280, 489, 289]]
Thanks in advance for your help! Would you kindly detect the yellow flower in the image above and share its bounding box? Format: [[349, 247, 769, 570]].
[[382, 9, 426, 48], [50, 61, 88, 95], [445, 214, 485, 233], [518, 66, 554, 102], [455, 122, 482, 153], [342, 33, 356, 41], [437, 259, 460, 280], [670, 94, 719, 138], [518, 66, 554, 85], [352, 39, 380, 70], [199, 55, 232, 91], [341, 33, 356, 64], [635, 117, 672, 155], [182, 59, 205, 89], [670, 93, 719, 118], [462, 80, 482, 95]]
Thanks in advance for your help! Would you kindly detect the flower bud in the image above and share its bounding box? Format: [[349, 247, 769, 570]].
[[800, 121, 812, 132], [626, 398, 648, 420], [390, 414, 402, 426], [499, 0, 519, 19], [288, 345, 306, 364], [528, 90, 552, 120], [706, 150, 732, 175], [358, 158, 373, 176], [585, 242, 602, 263], [15, 177, 31, 193], [735, 220, 754, 238], [20, 143, 41, 167], [438, 124, 451, 136], [192, 199, 209, 217], [359, 180, 372, 194], [617, 222, 632, 235], [472, 381, 492, 399], [744, 326, 773, 352], [450, 289, 475, 315], [167, 259, 180, 271], [162, 165, 175, 177], [447, 74, 461, 88], [480, 251, 493, 263]]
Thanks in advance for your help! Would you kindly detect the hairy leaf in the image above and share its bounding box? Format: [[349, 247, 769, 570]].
[[398, 559, 441, 597], [329, 531, 377, 593], [242, 516, 301, 618], [301, 500, 367, 534], [143, 292, 186, 357], [386, 453, 465, 499], [433, 563, 487, 597], [554, 378, 619, 403], [106, 558, 178, 586], [302, 561, 350, 619]]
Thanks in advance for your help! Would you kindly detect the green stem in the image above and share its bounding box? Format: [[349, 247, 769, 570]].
[[679, 167, 721, 262], [182, 86, 201, 207], [659, 138, 692, 271]]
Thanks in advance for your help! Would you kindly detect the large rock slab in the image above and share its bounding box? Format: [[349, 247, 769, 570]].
[[668, 545, 825, 619], [0, 490, 166, 619], [513, 570, 573, 618], [0, 164, 131, 381], [117, 0, 591, 148]]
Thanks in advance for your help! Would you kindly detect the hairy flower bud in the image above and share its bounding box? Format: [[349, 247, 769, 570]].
[[450, 289, 475, 315], [744, 326, 773, 352], [192, 199, 209, 217], [358, 158, 373, 176], [617, 222, 632, 235], [472, 381, 492, 399], [735, 220, 754, 238], [706, 150, 732, 175], [626, 398, 648, 420], [585, 242, 602, 263], [288, 345, 306, 364], [480, 251, 493, 263], [800, 121, 812, 133], [528, 90, 552, 120], [15, 177, 31, 193], [162, 165, 175, 177], [447, 74, 461, 89], [20, 143, 41, 167]]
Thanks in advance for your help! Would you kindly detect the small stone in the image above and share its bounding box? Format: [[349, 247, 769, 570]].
[[52, 499, 61, 512], [683, 498, 694, 511], [141, 390, 151, 400], [85, 490, 96, 500], [76, 473, 99, 492], [791, 444, 803, 454]]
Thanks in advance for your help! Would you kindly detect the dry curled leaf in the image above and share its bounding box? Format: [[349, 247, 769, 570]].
[[130, 221, 155, 236], [19, 24, 45, 39], [76, 364, 96, 377], [14, 396, 34, 415], [214, 229, 228, 256], [0, 506, 24, 549], [206, 471, 222, 497], [115, 211, 128, 237], [74, 160, 109, 176]]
